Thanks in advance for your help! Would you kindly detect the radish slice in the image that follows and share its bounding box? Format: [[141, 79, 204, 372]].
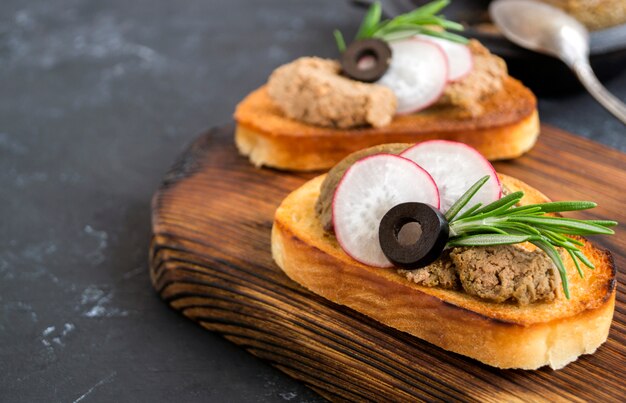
[[400, 141, 501, 214], [416, 35, 473, 82], [376, 39, 448, 114], [333, 154, 440, 267]]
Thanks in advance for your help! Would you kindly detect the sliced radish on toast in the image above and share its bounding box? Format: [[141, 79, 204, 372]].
[[401, 140, 501, 214], [376, 39, 448, 114], [332, 154, 440, 267], [415, 35, 473, 82]]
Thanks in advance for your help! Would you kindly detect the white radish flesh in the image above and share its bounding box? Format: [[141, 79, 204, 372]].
[[401, 140, 501, 215], [376, 39, 448, 114], [333, 154, 440, 267], [416, 35, 473, 82]]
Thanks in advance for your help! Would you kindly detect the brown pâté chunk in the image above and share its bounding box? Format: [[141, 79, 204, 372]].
[[436, 40, 507, 116], [399, 250, 460, 289], [267, 57, 397, 129], [451, 245, 558, 305], [401, 244, 558, 305]]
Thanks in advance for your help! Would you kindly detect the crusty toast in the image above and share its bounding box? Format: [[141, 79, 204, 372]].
[[271, 174, 616, 369], [235, 77, 539, 171]]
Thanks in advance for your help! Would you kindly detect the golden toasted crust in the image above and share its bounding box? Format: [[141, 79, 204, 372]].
[[235, 77, 539, 171], [271, 174, 616, 369]]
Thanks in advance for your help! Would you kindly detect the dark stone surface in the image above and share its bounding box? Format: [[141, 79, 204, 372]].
[[0, 0, 623, 402]]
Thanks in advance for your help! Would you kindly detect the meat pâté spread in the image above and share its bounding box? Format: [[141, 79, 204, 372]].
[[315, 143, 558, 306], [266, 40, 507, 129], [436, 40, 507, 116], [267, 57, 397, 128]]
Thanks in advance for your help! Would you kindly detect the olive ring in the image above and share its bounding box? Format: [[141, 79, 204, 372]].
[[379, 202, 450, 268], [341, 38, 392, 83]]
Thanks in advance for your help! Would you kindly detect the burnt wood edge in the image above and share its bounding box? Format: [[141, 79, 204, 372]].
[[161, 125, 231, 188]]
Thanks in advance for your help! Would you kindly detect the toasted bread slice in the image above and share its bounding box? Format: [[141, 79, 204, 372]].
[[271, 174, 616, 369], [235, 77, 539, 171]]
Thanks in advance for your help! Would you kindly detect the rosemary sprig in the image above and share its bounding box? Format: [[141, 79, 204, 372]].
[[334, 29, 347, 53], [334, 0, 468, 52], [446, 176, 617, 299], [333, 0, 467, 53]]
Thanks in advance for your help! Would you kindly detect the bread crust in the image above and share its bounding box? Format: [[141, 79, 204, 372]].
[[271, 174, 616, 369], [235, 77, 539, 171]]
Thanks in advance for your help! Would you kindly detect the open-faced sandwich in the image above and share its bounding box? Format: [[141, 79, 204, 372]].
[[271, 140, 617, 369], [235, 1, 540, 171]]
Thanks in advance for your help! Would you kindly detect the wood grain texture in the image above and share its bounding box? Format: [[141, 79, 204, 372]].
[[150, 124, 626, 402]]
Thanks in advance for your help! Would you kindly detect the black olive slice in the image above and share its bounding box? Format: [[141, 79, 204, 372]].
[[379, 202, 449, 269], [341, 39, 392, 83]]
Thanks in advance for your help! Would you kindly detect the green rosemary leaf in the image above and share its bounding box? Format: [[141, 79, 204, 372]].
[[334, 29, 346, 53], [472, 191, 524, 216], [444, 175, 489, 221], [371, 29, 421, 42], [492, 222, 542, 236], [539, 230, 582, 251], [448, 234, 533, 247], [344, 0, 467, 45], [413, 27, 469, 44], [407, 0, 450, 18], [573, 249, 595, 269], [375, 23, 429, 37], [564, 236, 585, 247], [356, 2, 382, 39], [508, 216, 615, 235], [455, 202, 483, 220], [505, 205, 542, 215], [433, 18, 464, 31], [477, 198, 522, 218], [586, 220, 619, 227], [374, 23, 455, 39], [532, 201, 597, 213], [532, 240, 570, 299], [391, 15, 463, 31], [533, 227, 603, 236], [568, 249, 584, 278], [539, 228, 570, 242], [458, 225, 509, 235], [540, 229, 585, 249]]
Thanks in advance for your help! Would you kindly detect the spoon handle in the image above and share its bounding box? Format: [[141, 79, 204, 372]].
[[571, 60, 626, 125]]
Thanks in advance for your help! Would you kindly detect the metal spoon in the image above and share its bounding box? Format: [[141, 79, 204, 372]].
[[490, 0, 626, 125]]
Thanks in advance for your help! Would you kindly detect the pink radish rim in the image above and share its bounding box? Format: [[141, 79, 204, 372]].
[[394, 38, 449, 115], [416, 35, 473, 83], [331, 153, 440, 266], [401, 140, 502, 199]]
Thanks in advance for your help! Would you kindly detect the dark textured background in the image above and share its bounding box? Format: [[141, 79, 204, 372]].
[[0, 0, 624, 402]]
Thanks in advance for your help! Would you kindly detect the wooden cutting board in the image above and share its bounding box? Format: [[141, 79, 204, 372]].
[[150, 124, 626, 402]]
